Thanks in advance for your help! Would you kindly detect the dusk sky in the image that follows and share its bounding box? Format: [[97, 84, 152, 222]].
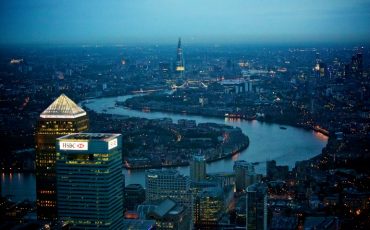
[[1, 0, 370, 45]]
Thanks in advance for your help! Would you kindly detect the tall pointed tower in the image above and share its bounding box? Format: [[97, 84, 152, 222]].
[[35, 94, 89, 220], [175, 38, 185, 78]]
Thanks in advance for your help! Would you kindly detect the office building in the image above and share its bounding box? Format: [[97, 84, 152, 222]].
[[193, 188, 224, 229], [266, 160, 289, 180], [56, 133, 123, 229], [35, 94, 88, 220], [145, 169, 191, 207], [234, 160, 256, 192], [190, 154, 206, 182], [246, 183, 268, 230], [125, 184, 146, 211]]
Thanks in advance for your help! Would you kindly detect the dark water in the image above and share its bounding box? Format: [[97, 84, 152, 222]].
[[1, 95, 327, 202], [1, 173, 36, 202]]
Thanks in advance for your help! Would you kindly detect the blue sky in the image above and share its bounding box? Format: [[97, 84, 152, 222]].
[[1, 0, 370, 45]]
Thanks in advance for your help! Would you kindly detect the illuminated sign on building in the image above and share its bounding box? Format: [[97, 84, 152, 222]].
[[147, 175, 158, 179], [108, 138, 118, 150], [60, 141, 88, 150]]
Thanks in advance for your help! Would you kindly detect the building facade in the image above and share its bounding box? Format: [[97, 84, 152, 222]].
[[35, 94, 88, 220], [145, 169, 191, 207], [56, 133, 123, 229], [246, 183, 268, 230], [125, 184, 146, 211], [190, 154, 206, 182], [234, 160, 256, 192], [193, 188, 224, 229]]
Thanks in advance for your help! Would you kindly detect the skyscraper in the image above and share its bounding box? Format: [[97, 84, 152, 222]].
[[56, 133, 123, 229], [234, 160, 256, 192], [145, 169, 191, 207], [35, 94, 88, 220], [246, 183, 268, 230], [193, 188, 224, 229], [190, 154, 206, 182], [175, 38, 185, 77]]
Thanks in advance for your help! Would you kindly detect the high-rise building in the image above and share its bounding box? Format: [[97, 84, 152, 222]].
[[125, 184, 146, 211], [190, 154, 206, 182], [145, 169, 191, 207], [351, 53, 363, 77], [159, 62, 171, 78], [246, 183, 268, 230], [193, 188, 224, 229], [35, 94, 88, 220], [234, 160, 256, 192], [175, 38, 185, 77], [56, 133, 123, 229]]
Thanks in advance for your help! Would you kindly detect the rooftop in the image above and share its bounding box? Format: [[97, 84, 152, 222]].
[[193, 154, 206, 161], [58, 133, 120, 141], [152, 199, 176, 217], [40, 94, 86, 119]]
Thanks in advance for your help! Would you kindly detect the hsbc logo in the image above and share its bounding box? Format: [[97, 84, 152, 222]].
[[60, 141, 88, 150], [108, 138, 117, 150]]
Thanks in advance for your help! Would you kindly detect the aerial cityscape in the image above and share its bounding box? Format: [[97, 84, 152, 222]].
[[0, 1, 369, 230]]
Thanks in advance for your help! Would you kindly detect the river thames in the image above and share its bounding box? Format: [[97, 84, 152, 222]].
[[1, 95, 327, 202]]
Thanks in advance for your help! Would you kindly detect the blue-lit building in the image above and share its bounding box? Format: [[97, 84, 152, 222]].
[[246, 183, 268, 230], [56, 133, 124, 229]]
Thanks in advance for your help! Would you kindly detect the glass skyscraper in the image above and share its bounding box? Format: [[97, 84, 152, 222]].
[[246, 183, 268, 230], [35, 94, 88, 220], [56, 133, 123, 229], [190, 154, 206, 182]]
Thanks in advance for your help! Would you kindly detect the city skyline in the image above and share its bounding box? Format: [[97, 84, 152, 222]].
[[0, 2, 369, 227], [1, 0, 370, 45]]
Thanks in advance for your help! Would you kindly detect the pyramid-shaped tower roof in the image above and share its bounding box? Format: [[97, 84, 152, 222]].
[[40, 94, 86, 119]]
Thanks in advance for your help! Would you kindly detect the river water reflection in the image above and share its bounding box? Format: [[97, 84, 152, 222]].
[[1, 95, 327, 202]]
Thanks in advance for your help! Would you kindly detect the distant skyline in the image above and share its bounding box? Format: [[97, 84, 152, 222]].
[[1, 0, 370, 45]]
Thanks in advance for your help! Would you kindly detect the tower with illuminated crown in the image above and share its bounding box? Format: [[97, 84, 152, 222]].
[[175, 38, 185, 78], [35, 94, 89, 220]]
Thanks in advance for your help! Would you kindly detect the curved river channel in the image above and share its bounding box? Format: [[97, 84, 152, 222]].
[[1, 95, 328, 202]]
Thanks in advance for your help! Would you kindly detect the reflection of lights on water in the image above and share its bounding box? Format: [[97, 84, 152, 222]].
[[313, 131, 329, 141], [232, 153, 240, 161], [355, 209, 361, 215]]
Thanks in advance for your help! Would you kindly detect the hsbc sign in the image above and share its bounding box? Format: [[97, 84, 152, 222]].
[[108, 138, 118, 150], [60, 141, 88, 150]]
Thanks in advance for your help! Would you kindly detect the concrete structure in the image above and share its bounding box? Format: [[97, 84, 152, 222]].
[[35, 94, 88, 220], [56, 133, 123, 229]]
